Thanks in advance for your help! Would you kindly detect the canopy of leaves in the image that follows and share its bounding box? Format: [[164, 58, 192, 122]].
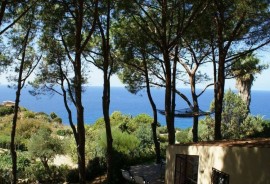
[[27, 127, 65, 164]]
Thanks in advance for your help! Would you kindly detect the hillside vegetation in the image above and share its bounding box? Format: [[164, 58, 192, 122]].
[[0, 107, 168, 183]]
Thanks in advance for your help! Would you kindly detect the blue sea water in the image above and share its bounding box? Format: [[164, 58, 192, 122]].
[[0, 86, 270, 129]]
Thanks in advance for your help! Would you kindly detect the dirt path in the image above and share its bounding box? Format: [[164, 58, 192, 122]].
[[52, 154, 77, 168]]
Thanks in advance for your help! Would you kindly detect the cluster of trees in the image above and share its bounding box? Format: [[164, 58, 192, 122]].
[[0, 1, 270, 183], [0, 109, 166, 183], [176, 90, 270, 143]]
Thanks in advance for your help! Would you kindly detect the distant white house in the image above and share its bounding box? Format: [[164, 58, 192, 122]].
[[165, 138, 270, 184], [1, 101, 15, 107]]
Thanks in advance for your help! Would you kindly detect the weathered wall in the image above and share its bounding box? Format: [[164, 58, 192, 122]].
[[165, 145, 270, 184]]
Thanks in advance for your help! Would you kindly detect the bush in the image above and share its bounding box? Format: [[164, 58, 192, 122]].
[[158, 126, 168, 134], [127, 114, 153, 132], [16, 119, 43, 139], [0, 135, 10, 149], [0, 106, 13, 116], [23, 111, 36, 119], [50, 112, 58, 119], [56, 129, 73, 136], [86, 157, 106, 181], [135, 125, 154, 155], [0, 151, 30, 181], [0, 168, 11, 184], [27, 128, 65, 169], [240, 115, 264, 138], [24, 162, 69, 183], [175, 129, 192, 143], [66, 168, 79, 183], [53, 117, 62, 124]]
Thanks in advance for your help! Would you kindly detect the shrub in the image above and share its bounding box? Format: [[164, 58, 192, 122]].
[[175, 129, 192, 143], [0, 106, 13, 116], [56, 129, 73, 136], [23, 111, 36, 119], [50, 112, 58, 119], [0, 135, 10, 149], [27, 127, 65, 172], [135, 124, 154, 155], [127, 114, 153, 132], [99, 128, 139, 156], [16, 119, 43, 139], [0, 168, 11, 184], [0, 151, 30, 181], [240, 115, 264, 138], [53, 117, 62, 124], [86, 157, 106, 181], [158, 126, 168, 134], [66, 168, 79, 183], [24, 162, 69, 183]]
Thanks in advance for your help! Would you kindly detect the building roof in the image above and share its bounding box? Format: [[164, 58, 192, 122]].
[[175, 138, 270, 148]]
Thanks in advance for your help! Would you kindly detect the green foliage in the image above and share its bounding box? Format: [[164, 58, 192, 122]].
[[200, 90, 269, 140], [175, 129, 192, 143], [35, 112, 51, 121], [127, 114, 153, 132], [99, 128, 139, 156], [0, 135, 10, 149], [0, 106, 13, 116], [135, 124, 154, 154], [27, 127, 65, 169], [223, 89, 248, 123], [50, 112, 58, 119], [158, 126, 168, 134], [56, 129, 73, 136], [16, 119, 44, 139], [86, 157, 106, 181], [65, 169, 79, 183], [53, 117, 62, 124], [23, 110, 36, 119], [0, 151, 30, 181], [24, 162, 69, 183], [240, 115, 264, 138], [198, 118, 215, 141]]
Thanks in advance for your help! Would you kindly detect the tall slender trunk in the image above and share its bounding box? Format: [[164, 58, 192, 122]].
[[214, 54, 225, 140], [100, 1, 114, 182], [11, 83, 22, 184], [162, 0, 175, 145], [164, 51, 175, 145], [75, 54, 86, 184], [74, 1, 86, 183], [103, 70, 113, 183], [10, 27, 30, 184], [190, 76, 199, 142], [142, 52, 161, 164]]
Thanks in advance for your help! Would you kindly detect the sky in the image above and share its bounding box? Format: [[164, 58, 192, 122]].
[[87, 48, 270, 91], [1, 48, 269, 91]]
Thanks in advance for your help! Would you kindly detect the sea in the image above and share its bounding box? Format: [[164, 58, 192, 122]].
[[0, 86, 270, 129]]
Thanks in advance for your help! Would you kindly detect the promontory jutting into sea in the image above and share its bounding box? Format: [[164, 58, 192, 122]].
[[0, 86, 269, 129]]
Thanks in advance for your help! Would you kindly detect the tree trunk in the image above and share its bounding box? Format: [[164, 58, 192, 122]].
[[162, 0, 175, 145], [164, 51, 175, 145], [143, 52, 161, 164], [190, 76, 199, 142], [103, 75, 113, 183], [214, 54, 225, 140], [11, 27, 31, 184], [101, 1, 114, 182], [74, 1, 86, 183], [75, 64, 86, 184]]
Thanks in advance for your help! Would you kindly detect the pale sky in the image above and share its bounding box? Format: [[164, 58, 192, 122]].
[[1, 49, 269, 90], [87, 49, 270, 91]]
